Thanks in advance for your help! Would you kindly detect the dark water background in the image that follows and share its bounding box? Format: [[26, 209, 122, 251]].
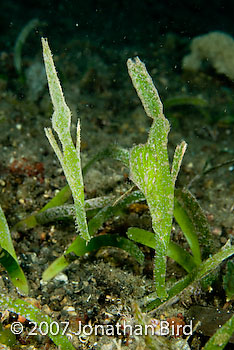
[[0, 0, 234, 51]]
